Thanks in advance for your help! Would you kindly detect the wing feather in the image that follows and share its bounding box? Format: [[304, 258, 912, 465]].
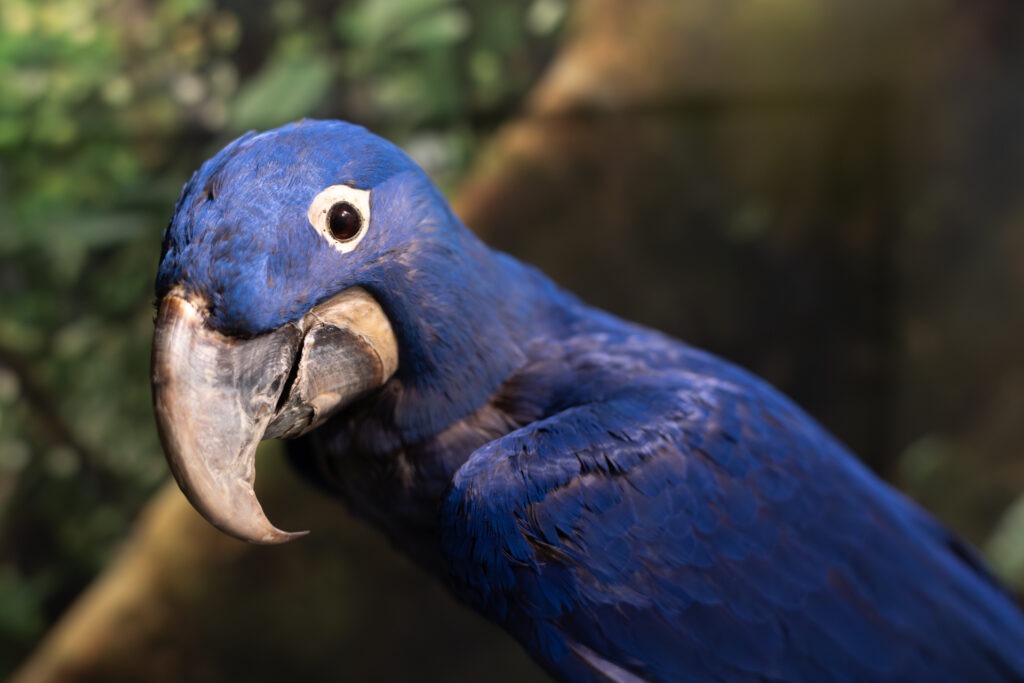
[[440, 366, 1024, 682]]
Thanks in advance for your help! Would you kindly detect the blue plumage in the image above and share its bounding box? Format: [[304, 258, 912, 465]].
[[157, 120, 1024, 682]]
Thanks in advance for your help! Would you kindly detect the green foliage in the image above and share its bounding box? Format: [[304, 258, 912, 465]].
[[0, 0, 563, 675], [336, 0, 564, 186], [986, 494, 1024, 591], [229, 47, 334, 130]]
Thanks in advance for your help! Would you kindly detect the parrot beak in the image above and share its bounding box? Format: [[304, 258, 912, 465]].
[[151, 287, 398, 544]]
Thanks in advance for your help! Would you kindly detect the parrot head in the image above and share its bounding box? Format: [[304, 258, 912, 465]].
[[152, 120, 525, 544]]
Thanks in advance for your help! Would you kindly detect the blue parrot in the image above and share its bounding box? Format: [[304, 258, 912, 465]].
[[151, 120, 1024, 682]]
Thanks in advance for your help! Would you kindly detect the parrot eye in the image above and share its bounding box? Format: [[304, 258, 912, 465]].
[[328, 202, 362, 241], [307, 184, 371, 253]]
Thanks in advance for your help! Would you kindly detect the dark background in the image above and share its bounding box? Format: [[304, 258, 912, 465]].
[[2, 0, 1023, 680]]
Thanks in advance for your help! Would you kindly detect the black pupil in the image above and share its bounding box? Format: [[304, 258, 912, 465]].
[[328, 202, 361, 241]]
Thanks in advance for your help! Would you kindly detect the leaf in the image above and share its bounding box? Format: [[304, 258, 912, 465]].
[[985, 494, 1024, 589], [229, 51, 334, 131], [390, 7, 470, 50], [340, 0, 457, 48]]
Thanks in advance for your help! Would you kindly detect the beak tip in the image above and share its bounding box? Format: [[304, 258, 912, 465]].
[[246, 527, 310, 546], [183, 482, 310, 546]]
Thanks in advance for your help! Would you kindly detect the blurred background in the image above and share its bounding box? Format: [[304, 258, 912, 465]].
[[1, 0, 1023, 681]]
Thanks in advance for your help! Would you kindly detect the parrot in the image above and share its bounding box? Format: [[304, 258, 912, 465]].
[[151, 119, 1024, 682]]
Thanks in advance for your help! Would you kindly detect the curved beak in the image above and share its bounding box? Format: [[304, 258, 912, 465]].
[[151, 287, 398, 545]]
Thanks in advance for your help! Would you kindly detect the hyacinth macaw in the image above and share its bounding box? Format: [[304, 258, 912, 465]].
[[151, 120, 1024, 682]]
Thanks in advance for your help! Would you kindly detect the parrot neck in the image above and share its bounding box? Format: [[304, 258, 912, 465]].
[[371, 221, 582, 448]]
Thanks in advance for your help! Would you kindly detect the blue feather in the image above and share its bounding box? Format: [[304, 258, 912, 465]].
[[160, 120, 1024, 682]]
